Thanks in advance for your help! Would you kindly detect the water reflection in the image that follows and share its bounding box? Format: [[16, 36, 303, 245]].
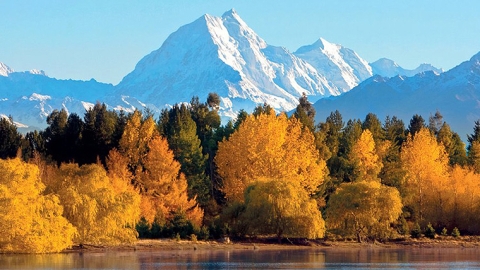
[[1, 248, 480, 269]]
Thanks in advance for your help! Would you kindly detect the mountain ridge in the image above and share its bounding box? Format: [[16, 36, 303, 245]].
[[0, 9, 447, 132]]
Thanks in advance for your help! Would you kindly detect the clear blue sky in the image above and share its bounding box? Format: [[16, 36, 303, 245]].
[[1, 0, 479, 84]]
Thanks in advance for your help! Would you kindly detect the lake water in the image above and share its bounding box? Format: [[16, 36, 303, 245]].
[[1, 248, 480, 269]]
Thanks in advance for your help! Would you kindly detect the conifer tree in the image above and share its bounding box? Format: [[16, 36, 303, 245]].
[[0, 116, 22, 159], [158, 104, 210, 207]]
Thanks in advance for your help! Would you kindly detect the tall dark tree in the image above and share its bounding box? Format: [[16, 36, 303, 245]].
[[43, 109, 68, 164], [437, 122, 467, 166], [293, 93, 316, 132], [318, 110, 344, 157], [189, 94, 223, 215], [428, 110, 444, 136], [0, 117, 22, 159], [383, 116, 406, 146], [379, 116, 407, 190], [22, 130, 45, 161], [467, 120, 480, 170], [252, 102, 274, 117], [64, 113, 84, 163], [81, 103, 119, 165], [158, 104, 210, 208], [362, 113, 384, 143], [408, 114, 426, 137]]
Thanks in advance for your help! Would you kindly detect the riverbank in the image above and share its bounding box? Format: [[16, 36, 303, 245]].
[[66, 236, 480, 253]]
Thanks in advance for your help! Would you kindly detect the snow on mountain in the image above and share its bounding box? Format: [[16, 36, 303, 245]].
[[0, 71, 114, 130], [294, 38, 373, 92], [313, 51, 480, 142], [0, 62, 14, 77], [0, 9, 457, 132], [114, 9, 343, 119], [370, 58, 444, 78]]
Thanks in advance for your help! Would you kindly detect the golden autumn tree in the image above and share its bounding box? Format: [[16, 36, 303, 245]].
[[348, 129, 383, 182], [446, 166, 480, 233], [326, 181, 402, 242], [242, 179, 325, 240], [0, 158, 76, 253], [137, 135, 203, 226], [400, 127, 450, 225], [48, 163, 140, 245], [118, 110, 157, 187], [114, 110, 203, 226], [215, 111, 328, 202]]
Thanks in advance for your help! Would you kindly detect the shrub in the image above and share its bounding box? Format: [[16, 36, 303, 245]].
[[411, 223, 422, 238], [441, 227, 448, 236], [424, 223, 436, 239], [397, 217, 409, 236], [198, 225, 210, 240], [452, 227, 460, 238], [190, 234, 198, 243], [136, 217, 151, 238]]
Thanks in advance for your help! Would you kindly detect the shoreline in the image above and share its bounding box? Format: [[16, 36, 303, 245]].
[[64, 236, 480, 253]]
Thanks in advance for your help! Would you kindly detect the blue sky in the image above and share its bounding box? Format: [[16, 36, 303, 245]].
[[1, 0, 479, 84]]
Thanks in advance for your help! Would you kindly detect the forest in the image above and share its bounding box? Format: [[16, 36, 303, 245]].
[[1, 92, 480, 253]]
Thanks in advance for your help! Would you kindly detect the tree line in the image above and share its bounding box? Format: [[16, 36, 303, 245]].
[[1, 92, 480, 252]]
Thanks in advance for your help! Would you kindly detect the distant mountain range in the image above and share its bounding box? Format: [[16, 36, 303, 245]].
[[314, 52, 480, 141], [3, 9, 475, 139]]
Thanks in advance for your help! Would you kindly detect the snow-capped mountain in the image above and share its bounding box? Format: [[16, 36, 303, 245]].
[[114, 9, 362, 119], [313, 52, 480, 141], [294, 38, 373, 92], [0, 68, 113, 130], [370, 58, 444, 77], [0, 63, 14, 77], [0, 9, 446, 131]]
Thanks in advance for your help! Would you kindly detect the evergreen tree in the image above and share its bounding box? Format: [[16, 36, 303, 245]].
[[43, 109, 68, 164], [437, 123, 467, 166], [0, 116, 22, 159], [64, 113, 84, 163], [22, 130, 45, 161], [408, 114, 426, 137], [362, 113, 384, 143], [468, 120, 480, 172], [252, 102, 274, 117], [293, 93, 316, 132], [383, 116, 406, 146], [81, 103, 119, 165], [428, 110, 444, 135], [158, 104, 210, 207]]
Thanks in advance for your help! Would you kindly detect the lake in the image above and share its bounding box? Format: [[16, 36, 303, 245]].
[[1, 248, 480, 269]]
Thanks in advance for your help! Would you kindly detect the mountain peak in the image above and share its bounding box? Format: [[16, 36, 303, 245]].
[[0, 62, 14, 77], [222, 8, 237, 17]]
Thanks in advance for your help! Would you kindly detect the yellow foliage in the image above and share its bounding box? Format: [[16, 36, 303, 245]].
[[49, 163, 140, 245], [118, 110, 157, 178], [400, 128, 449, 223], [216, 112, 328, 202], [243, 180, 325, 239], [136, 135, 203, 226], [445, 166, 480, 232], [349, 129, 383, 182], [0, 158, 75, 253], [326, 181, 402, 241]]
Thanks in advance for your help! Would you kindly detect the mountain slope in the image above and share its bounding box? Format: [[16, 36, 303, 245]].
[[114, 9, 360, 119], [371, 58, 444, 77], [0, 69, 113, 130], [294, 38, 373, 92], [313, 52, 480, 141]]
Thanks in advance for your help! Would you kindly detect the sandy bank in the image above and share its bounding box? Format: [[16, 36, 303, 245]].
[[66, 236, 480, 253]]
